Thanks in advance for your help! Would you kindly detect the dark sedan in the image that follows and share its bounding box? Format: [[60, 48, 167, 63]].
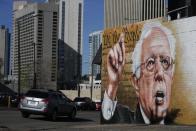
[[74, 97, 96, 110]]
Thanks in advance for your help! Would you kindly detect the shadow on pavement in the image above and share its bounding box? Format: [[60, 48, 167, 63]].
[[31, 116, 94, 122]]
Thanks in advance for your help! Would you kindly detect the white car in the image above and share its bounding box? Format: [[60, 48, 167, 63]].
[[19, 89, 77, 121]]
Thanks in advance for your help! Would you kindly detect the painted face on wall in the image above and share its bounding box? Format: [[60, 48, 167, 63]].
[[134, 27, 174, 123]]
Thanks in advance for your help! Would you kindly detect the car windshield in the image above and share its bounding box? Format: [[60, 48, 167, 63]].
[[25, 91, 48, 98]]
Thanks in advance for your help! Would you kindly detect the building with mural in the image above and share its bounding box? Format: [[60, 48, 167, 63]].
[[101, 0, 196, 125], [101, 16, 196, 125]]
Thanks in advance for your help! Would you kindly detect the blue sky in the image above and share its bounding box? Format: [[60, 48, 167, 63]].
[[83, 0, 103, 75], [0, 0, 103, 76], [0, 0, 12, 29]]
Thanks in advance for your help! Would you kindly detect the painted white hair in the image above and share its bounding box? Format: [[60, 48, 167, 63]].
[[132, 21, 176, 79]]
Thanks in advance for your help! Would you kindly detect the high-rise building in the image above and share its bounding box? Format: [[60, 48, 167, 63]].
[[12, 1, 58, 91], [88, 31, 102, 78], [0, 25, 10, 81], [58, 0, 83, 89], [104, 0, 167, 28]]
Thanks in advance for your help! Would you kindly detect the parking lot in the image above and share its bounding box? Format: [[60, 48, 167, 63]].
[[0, 108, 100, 131], [1, 107, 196, 131]]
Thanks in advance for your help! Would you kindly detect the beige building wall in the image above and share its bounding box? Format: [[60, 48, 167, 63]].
[[59, 0, 83, 53], [12, 1, 58, 92], [58, 0, 83, 86], [61, 84, 101, 101]]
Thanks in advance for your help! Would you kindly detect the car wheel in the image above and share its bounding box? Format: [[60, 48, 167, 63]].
[[49, 109, 57, 121], [21, 112, 30, 118], [69, 109, 76, 119]]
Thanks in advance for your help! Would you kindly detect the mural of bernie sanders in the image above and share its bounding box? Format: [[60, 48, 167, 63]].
[[102, 21, 176, 124]]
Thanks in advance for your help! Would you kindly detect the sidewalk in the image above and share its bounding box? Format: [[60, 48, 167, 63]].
[[68, 124, 196, 131], [2, 124, 193, 131]]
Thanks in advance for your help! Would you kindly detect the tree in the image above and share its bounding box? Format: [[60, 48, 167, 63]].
[[20, 64, 33, 92]]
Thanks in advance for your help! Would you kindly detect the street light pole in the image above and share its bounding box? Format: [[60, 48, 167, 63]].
[[17, 20, 21, 96], [77, 76, 80, 97], [33, 42, 36, 89], [90, 63, 93, 100], [32, 13, 39, 89]]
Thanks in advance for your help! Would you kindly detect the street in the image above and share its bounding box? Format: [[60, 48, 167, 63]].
[[1, 108, 196, 131], [0, 108, 100, 131]]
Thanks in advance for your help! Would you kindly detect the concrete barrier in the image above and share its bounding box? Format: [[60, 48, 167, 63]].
[[60, 84, 101, 101]]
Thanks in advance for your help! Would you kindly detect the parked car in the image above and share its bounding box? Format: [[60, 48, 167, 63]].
[[73, 97, 96, 110], [0, 93, 19, 107], [19, 89, 77, 121], [10, 93, 20, 107]]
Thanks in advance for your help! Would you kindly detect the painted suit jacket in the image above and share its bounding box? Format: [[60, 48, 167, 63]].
[[101, 104, 145, 124]]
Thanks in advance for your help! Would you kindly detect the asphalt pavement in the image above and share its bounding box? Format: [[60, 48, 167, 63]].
[[0, 107, 196, 131]]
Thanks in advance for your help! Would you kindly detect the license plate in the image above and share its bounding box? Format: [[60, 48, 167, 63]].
[[28, 100, 37, 105]]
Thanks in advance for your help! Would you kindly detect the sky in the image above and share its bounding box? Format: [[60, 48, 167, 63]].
[[0, 0, 104, 76], [83, 0, 103, 75], [0, 0, 12, 29]]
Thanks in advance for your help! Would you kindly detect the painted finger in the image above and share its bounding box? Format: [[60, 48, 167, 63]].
[[119, 33, 125, 65], [122, 41, 126, 65], [113, 45, 119, 69], [107, 49, 116, 70], [118, 33, 125, 44], [116, 42, 123, 63]]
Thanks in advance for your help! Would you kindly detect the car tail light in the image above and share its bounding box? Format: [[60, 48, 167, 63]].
[[20, 96, 25, 101], [42, 98, 49, 105]]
